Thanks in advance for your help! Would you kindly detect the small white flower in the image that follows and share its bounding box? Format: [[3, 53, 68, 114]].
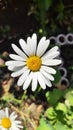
[[0, 107, 23, 130], [5, 33, 62, 91]]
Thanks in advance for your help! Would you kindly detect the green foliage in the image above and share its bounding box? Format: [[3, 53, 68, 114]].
[[36, 117, 54, 130], [45, 105, 66, 125], [37, 0, 52, 11], [0, 25, 11, 38], [56, 0, 64, 13], [23, 126, 27, 130], [64, 88, 73, 107], [53, 70, 61, 84], [55, 103, 68, 113], [55, 121, 68, 130], [46, 88, 64, 105], [33, 0, 52, 35], [32, 0, 73, 36], [44, 88, 73, 130], [45, 104, 73, 129], [1, 94, 21, 105]]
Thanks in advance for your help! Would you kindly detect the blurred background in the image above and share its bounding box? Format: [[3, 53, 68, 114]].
[[0, 0, 73, 83], [0, 0, 73, 47]]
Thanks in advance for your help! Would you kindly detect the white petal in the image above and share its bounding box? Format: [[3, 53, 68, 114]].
[[11, 123, 22, 129], [15, 125, 23, 128], [0, 110, 5, 119], [23, 72, 33, 90], [37, 37, 50, 56], [10, 112, 16, 118], [9, 54, 25, 61], [10, 115, 17, 120], [27, 36, 31, 45], [9, 128, 12, 130], [17, 69, 30, 86], [42, 59, 62, 66], [42, 76, 52, 87], [11, 66, 27, 77], [48, 46, 59, 53], [26, 37, 33, 55], [0, 126, 2, 128], [41, 66, 56, 74], [11, 125, 20, 130], [5, 107, 9, 117], [31, 33, 37, 55], [32, 72, 38, 91], [1, 128, 7, 130], [26, 34, 37, 55], [6, 61, 25, 67], [13, 120, 21, 124], [8, 66, 22, 71], [8, 66, 14, 71], [12, 44, 27, 59], [19, 39, 30, 56], [42, 51, 60, 60], [40, 69, 54, 81], [37, 72, 46, 89]]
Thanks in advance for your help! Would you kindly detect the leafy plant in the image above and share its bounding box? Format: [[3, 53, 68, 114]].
[[46, 88, 64, 105], [64, 88, 73, 107], [36, 117, 54, 130], [44, 88, 73, 130]]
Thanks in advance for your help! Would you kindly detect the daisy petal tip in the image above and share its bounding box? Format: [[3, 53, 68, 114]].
[[17, 81, 22, 87], [49, 85, 52, 88], [19, 38, 25, 44], [46, 39, 50, 45], [47, 39, 50, 43], [23, 85, 27, 90], [32, 33, 37, 37], [11, 43, 14, 47], [54, 71, 56, 74], [11, 73, 15, 77], [19, 38, 23, 43], [5, 61, 8, 66], [32, 87, 37, 92], [56, 46, 59, 50], [9, 54, 11, 57], [59, 59, 62, 64], [5, 107, 8, 112], [43, 86, 46, 90], [32, 89, 35, 92]]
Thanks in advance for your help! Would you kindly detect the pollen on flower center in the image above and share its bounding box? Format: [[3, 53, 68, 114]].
[[26, 56, 42, 71], [1, 117, 11, 128]]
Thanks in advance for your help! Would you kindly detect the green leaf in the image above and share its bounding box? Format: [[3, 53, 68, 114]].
[[55, 103, 68, 113], [46, 88, 64, 105], [55, 121, 67, 130], [56, 0, 64, 13], [64, 89, 73, 106], [45, 107, 57, 120], [37, 0, 52, 11], [44, 0, 52, 10], [53, 70, 61, 84], [37, 118, 54, 130]]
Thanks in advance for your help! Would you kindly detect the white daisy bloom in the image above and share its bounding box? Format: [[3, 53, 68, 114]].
[[5, 33, 62, 91], [0, 107, 23, 130]]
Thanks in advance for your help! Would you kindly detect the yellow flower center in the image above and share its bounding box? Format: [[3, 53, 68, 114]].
[[26, 56, 42, 71], [1, 117, 11, 129]]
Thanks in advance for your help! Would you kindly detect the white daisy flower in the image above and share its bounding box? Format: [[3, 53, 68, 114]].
[[5, 33, 62, 91], [0, 107, 23, 130]]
